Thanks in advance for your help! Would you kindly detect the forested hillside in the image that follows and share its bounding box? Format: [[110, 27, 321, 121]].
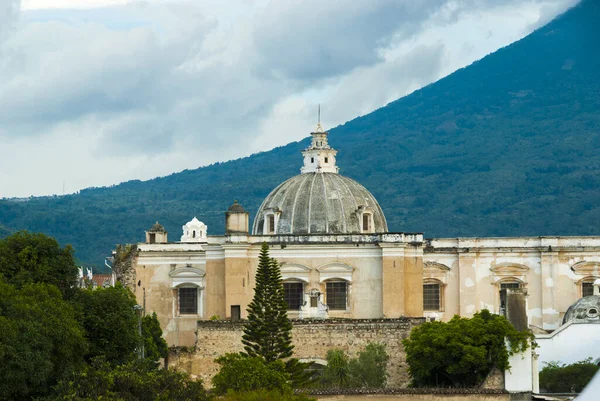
[[1, 0, 598, 267]]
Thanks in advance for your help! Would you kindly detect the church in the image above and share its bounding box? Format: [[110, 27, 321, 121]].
[[130, 123, 600, 349]]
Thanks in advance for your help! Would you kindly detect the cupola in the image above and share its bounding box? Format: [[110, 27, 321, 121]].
[[225, 200, 249, 234], [145, 221, 168, 244], [180, 217, 208, 243]]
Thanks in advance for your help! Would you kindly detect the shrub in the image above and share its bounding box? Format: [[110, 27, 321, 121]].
[[539, 359, 599, 393], [403, 310, 533, 387], [49, 359, 210, 401], [212, 353, 291, 395]]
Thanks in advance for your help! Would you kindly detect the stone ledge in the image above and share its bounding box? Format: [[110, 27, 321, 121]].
[[296, 388, 510, 395], [197, 317, 425, 329]]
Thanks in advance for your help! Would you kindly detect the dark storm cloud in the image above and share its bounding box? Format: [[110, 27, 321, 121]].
[[0, 0, 581, 196]]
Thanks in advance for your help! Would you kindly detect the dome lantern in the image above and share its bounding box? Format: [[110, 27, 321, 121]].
[[300, 114, 339, 174]]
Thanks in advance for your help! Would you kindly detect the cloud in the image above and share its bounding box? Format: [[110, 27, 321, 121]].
[[0, 0, 580, 197], [251, 0, 447, 81], [0, 0, 20, 41]]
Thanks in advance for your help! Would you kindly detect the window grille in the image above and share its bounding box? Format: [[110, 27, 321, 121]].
[[326, 281, 347, 310], [423, 283, 441, 311], [179, 287, 198, 314], [582, 282, 594, 297], [284, 282, 304, 310]]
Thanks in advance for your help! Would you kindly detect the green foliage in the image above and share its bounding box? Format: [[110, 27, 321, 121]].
[[539, 358, 599, 393], [220, 389, 316, 401], [322, 349, 350, 387], [0, 231, 78, 297], [347, 343, 389, 388], [320, 343, 389, 389], [142, 312, 169, 363], [49, 359, 210, 401], [2, 2, 600, 268], [212, 353, 291, 395], [242, 242, 293, 362], [0, 232, 196, 400], [0, 280, 86, 401], [403, 310, 533, 387], [210, 314, 221, 321], [73, 284, 140, 365]]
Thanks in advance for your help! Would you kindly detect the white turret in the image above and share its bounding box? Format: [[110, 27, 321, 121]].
[[300, 122, 339, 174], [180, 217, 208, 243]]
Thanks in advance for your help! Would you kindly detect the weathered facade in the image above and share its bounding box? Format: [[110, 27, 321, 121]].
[[126, 123, 600, 385]]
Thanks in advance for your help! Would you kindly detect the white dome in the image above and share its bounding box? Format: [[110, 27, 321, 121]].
[[252, 124, 387, 235]]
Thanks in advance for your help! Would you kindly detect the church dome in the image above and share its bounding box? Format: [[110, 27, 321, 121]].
[[562, 295, 600, 325], [252, 121, 387, 235]]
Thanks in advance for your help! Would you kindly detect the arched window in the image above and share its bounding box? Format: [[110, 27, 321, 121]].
[[578, 277, 600, 298], [362, 213, 374, 233], [169, 267, 205, 317]]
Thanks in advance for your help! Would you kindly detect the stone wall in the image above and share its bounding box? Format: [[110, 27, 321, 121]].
[[168, 318, 425, 387]]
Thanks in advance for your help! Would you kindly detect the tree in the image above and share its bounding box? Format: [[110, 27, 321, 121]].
[[49, 359, 210, 401], [539, 359, 599, 393], [348, 343, 389, 388], [73, 284, 140, 365], [320, 343, 388, 389], [212, 353, 291, 395], [142, 312, 169, 364], [322, 349, 350, 388], [0, 280, 86, 401], [241, 242, 293, 362], [0, 231, 78, 297], [402, 309, 533, 387]]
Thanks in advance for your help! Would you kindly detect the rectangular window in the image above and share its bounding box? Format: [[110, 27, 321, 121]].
[[179, 287, 198, 315], [423, 283, 441, 311], [499, 282, 521, 316], [583, 282, 594, 297], [268, 215, 275, 233], [326, 281, 347, 310], [149, 233, 156, 244], [324, 157, 329, 163], [362, 214, 370, 231], [284, 282, 304, 310], [231, 305, 241, 321]]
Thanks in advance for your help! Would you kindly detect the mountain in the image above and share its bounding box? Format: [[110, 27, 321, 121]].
[[1, 0, 599, 268]]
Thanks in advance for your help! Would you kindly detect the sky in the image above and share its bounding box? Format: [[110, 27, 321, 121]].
[[0, 0, 580, 198]]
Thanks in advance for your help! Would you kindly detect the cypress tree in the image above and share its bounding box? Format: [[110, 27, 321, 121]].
[[242, 242, 294, 362]]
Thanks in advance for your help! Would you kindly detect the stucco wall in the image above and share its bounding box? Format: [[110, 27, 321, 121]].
[[168, 318, 425, 387], [536, 321, 600, 369], [424, 237, 600, 330]]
